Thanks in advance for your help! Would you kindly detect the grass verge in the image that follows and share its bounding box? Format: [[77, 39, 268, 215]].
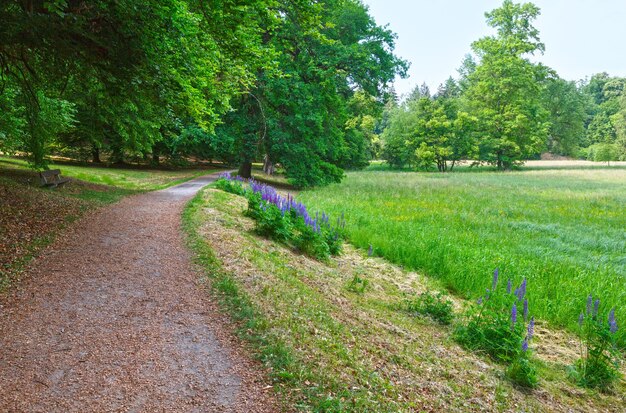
[[183, 187, 625, 412]]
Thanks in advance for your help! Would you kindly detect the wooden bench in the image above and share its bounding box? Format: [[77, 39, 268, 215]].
[[39, 169, 70, 188]]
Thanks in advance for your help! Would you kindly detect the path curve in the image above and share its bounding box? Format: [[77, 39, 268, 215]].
[[0, 173, 278, 412]]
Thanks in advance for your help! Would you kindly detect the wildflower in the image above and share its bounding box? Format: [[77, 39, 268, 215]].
[[527, 317, 535, 341], [586, 294, 593, 315], [511, 302, 518, 327], [523, 298, 529, 321], [516, 278, 527, 301], [578, 312, 584, 327], [492, 268, 499, 291], [593, 299, 600, 317], [608, 308, 618, 334], [368, 244, 373, 257], [477, 297, 483, 305], [506, 279, 512, 294], [522, 337, 529, 352]]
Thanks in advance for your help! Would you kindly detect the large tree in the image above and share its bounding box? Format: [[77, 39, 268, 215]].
[[219, 0, 407, 187], [462, 0, 550, 169]]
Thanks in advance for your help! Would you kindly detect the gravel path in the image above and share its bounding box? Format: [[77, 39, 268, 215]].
[[0, 173, 279, 413]]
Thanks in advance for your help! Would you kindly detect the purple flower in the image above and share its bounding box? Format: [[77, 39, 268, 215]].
[[593, 299, 600, 317], [608, 308, 618, 334], [511, 303, 518, 327], [586, 294, 593, 315], [506, 279, 512, 294], [578, 312, 584, 327], [477, 297, 483, 305], [368, 245, 373, 257], [492, 268, 499, 291], [527, 317, 535, 341], [523, 298, 528, 321], [522, 337, 529, 352], [516, 278, 527, 301]]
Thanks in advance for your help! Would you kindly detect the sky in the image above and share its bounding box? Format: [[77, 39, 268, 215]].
[[361, 0, 626, 99]]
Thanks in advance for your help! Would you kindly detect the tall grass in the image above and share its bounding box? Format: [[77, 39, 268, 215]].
[[299, 168, 626, 343]]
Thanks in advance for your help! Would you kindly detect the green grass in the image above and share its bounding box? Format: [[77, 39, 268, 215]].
[[184, 187, 625, 411], [0, 156, 215, 191], [298, 168, 626, 344]]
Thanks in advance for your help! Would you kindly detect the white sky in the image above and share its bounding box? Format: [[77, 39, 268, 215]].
[[361, 0, 626, 98]]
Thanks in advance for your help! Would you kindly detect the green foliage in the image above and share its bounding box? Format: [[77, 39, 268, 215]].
[[382, 91, 476, 172], [569, 299, 622, 391], [454, 270, 538, 388], [506, 356, 538, 389], [587, 143, 620, 164], [216, 177, 345, 260], [405, 291, 454, 325], [298, 169, 626, 346], [543, 78, 587, 156], [455, 277, 527, 362], [346, 274, 369, 294], [222, 0, 407, 187], [463, 0, 549, 169], [214, 177, 247, 197]]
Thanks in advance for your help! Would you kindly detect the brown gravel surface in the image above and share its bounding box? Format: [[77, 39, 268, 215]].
[[0, 173, 280, 413]]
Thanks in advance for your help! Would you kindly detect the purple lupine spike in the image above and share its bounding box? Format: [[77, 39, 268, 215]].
[[527, 317, 535, 341], [593, 299, 600, 317], [506, 279, 512, 294], [578, 312, 584, 327], [522, 337, 529, 352], [523, 299, 529, 321], [511, 303, 517, 327], [492, 268, 499, 291], [586, 294, 593, 315], [608, 308, 617, 333], [477, 297, 483, 305], [368, 245, 373, 257], [516, 278, 527, 301]]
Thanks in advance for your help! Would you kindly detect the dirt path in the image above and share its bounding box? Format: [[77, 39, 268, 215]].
[[0, 174, 279, 413]]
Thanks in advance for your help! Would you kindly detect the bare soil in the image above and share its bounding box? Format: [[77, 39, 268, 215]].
[[0, 174, 279, 412]]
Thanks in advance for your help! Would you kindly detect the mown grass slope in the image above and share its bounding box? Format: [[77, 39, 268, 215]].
[[298, 168, 626, 343]]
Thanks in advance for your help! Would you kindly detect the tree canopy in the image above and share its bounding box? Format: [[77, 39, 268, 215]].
[[0, 0, 407, 187]]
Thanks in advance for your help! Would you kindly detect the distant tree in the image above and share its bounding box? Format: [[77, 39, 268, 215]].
[[382, 96, 475, 171], [542, 77, 587, 156], [588, 143, 620, 165], [611, 93, 626, 159], [462, 0, 550, 169]]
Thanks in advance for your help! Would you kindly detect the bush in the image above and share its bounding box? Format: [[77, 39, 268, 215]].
[[569, 295, 622, 391], [405, 291, 454, 325]]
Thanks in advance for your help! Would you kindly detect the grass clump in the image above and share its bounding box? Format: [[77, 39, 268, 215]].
[[405, 291, 454, 325], [569, 295, 622, 391]]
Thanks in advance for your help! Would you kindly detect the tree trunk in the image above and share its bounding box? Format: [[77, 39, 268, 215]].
[[152, 152, 160, 166], [92, 147, 101, 163], [238, 161, 252, 179], [262, 154, 275, 175]]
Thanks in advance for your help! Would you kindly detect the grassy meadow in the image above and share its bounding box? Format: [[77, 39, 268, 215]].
[[298, 166, 626, 343]]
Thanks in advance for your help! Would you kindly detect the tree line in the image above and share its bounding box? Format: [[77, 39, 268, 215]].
[[381, 0, 626, 171], [0, 0, 406, 187]]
